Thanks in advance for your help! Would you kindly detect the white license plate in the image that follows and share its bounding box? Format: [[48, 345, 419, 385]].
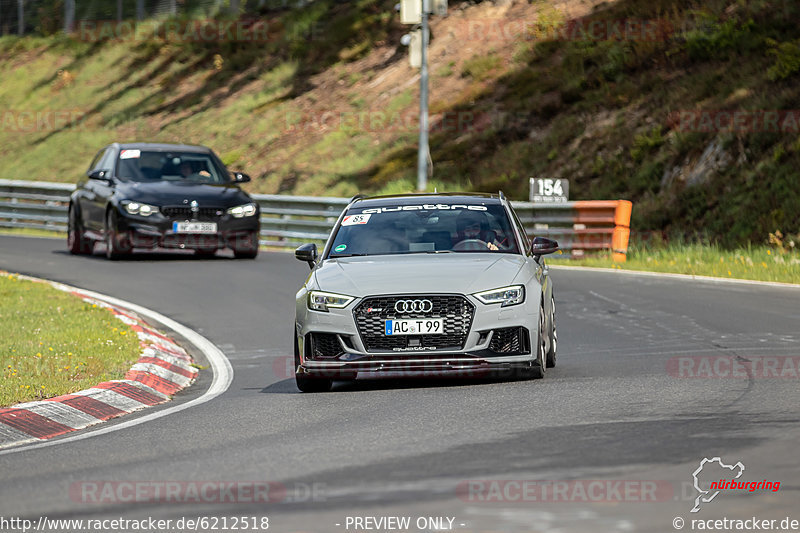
[[385, 318, 444, 336], [172, 222, 217, 234]]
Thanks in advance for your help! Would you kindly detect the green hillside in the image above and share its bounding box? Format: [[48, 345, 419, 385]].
[[1, 0, 799, 247]]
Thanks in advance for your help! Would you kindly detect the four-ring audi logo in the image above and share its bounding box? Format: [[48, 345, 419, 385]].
[[394, 299, 433, 313]]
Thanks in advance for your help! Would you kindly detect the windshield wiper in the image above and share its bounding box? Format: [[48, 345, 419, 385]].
[[330, 253, 369, 258], [405, 250, 454, 254]]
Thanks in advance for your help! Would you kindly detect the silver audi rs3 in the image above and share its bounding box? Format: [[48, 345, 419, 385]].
[[293, 193, 559, 392]]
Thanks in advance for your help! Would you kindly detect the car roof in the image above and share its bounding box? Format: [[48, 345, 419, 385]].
[[351, 192, 503, 208], [111, 142, 213, 153]]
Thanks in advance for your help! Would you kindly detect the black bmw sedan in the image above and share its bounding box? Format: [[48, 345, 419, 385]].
[[68, 143, 260, 260]]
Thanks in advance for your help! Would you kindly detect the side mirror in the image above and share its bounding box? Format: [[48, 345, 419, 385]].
[[232, 172, 251, 183], [87, 169, 111, 181], [531, 236, 559, 256], [295, 243, 318, 269]]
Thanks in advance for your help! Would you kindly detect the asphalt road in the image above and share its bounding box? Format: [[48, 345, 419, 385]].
[[1, 234, 799, 533]]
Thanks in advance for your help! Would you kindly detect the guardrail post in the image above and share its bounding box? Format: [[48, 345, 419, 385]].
[[612, 200, 632, 263]]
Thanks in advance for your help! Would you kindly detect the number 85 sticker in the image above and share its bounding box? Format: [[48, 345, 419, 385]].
[[342, 214, 372, 226]]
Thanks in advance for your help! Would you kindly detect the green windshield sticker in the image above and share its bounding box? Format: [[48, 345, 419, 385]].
[[334, 244, 347, 252]]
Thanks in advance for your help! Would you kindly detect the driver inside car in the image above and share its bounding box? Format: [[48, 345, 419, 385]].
[[179, 161, 212, 180], [454, 210, 503, 251]]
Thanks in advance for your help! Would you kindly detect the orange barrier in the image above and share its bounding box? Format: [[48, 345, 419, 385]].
[[573, 200, 632, 262], [514, 200, 634, 261], [612, 200, 632, 262]]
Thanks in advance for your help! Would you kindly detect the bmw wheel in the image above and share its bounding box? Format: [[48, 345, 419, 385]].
[[105, 210, 131, 261], [67, 205, 93, 255]]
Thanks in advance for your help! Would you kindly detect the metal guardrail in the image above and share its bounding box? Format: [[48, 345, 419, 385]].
[[0, 179, 631, 259]]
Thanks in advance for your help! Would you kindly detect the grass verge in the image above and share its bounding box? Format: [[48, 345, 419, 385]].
[[550, 243, 800, 285], [0, 227, 65, 239], [0, 273, 142, 407]]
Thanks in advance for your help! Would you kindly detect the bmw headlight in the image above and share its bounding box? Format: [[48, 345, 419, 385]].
[[122, 201, 159, 217], [474, 285, 525, 307], [227, 203, 257, 218], [308, 291, 354, 312]]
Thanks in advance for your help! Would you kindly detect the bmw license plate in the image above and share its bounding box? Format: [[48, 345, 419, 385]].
[[173, 222, 217, 234], [385, 318, 444, 336]]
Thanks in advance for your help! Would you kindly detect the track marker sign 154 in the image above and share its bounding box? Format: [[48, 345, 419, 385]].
[[530, 178, 569, 203]]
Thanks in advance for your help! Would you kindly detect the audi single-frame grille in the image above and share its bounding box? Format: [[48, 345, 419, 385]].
[[354, 295, 475, 353]]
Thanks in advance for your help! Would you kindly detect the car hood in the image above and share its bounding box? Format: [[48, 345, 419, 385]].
[[114, 181, 251, 207], [313, 254, 528, 296]]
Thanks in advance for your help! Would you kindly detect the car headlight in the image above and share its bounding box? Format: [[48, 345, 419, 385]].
[[474, 285, 525, 307], [308, 290, 354, 312], [227, 203, 257, 218], [122, 201, 159, 217]]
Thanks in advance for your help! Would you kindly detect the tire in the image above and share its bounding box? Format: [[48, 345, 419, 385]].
[[546, 295, 557, 368], [294, 330, 332, 393], [233, 231, 259, 259], [67, 205, 93, 255], [105, 210, 132, 261], [515, 302, 546, 379]]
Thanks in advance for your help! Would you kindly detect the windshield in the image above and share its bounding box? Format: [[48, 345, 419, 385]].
[[115, 150, 231, 184], [327, 202, 520, 257]]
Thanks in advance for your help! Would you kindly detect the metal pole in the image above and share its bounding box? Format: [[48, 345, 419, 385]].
[[64, 0, 75, 33], [136, 0, 144, 21], [17, 0, 24, 36], [416, 0, 429, 192], [117, 0, 123, 22]]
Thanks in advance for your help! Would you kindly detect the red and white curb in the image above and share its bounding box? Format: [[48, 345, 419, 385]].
[[0, 277, 202, 450]]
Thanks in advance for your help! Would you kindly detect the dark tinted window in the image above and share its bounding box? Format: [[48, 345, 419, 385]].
[[328, 202, 520, 257], [114, 150, 230, 184]]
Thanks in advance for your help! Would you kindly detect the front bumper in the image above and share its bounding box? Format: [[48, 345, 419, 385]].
[[296, 354, 534, 378], [295, 291, 540, 377], [117, 214, 259, 250]]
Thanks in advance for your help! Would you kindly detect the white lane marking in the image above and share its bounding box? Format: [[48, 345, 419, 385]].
[[0, 282, 234, 456], [588, 290, 629, 308], [550, 265, 800, 289]]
